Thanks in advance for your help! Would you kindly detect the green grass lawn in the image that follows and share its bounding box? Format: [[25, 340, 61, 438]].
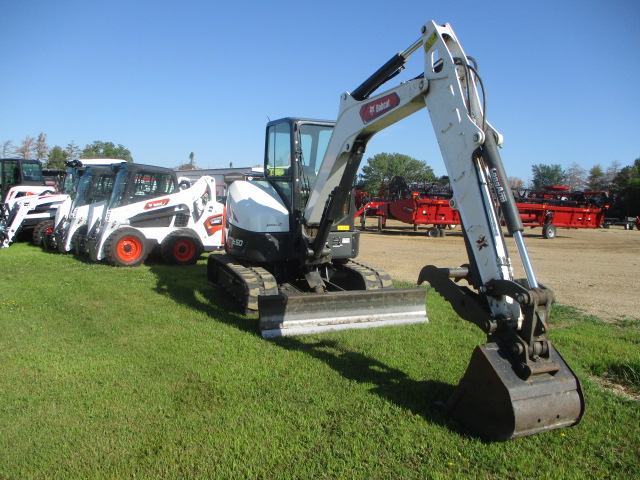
[[0, 243, 638, 479]]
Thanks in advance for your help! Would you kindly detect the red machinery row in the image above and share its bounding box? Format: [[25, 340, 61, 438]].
[[355, 180, 608, 239]]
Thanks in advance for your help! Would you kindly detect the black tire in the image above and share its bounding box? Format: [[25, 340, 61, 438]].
[[427, 227, 439, 238], [71, 226, 88, 256], [32, 220, 54, 246], [43, 229, 57, 250], [437, 227, 446, 237], [542, 223, 557, 239], [161, 230, 203, 265], [104, 227, 148, 267]]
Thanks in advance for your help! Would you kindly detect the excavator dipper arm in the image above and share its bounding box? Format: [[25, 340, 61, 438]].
[[415, 22, 585, 440]]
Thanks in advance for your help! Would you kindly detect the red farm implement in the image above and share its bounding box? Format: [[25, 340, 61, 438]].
[[355, 180, 608, 239]]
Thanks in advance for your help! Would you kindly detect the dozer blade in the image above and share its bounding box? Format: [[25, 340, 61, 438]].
[[259, 288, 427, 338], [446, 342, 585, 441]]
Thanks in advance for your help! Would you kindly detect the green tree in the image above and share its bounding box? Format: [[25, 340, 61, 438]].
[[616, 158, 640, 216], [45, 146, 69, 169], [625, 177, 640, 216], [358, 153, 435, 198], [587, 164, 606, 190], [81, 141, 133, 162], [531, 164, 565, 188]]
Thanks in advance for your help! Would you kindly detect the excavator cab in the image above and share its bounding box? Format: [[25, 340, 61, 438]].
[[265, 118, 333, 216], [265, 118, 356, 260]]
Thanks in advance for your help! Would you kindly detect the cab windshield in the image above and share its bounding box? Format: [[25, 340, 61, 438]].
[[21, 162, 44, 182], [110, 169, 176, 208], [298, 123, 332, 199]]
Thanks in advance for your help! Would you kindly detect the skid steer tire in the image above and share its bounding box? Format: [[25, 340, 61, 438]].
[[104, 227, 148, 267], [71, 226, 88, 256], [33, 220, 54, 246], [161, 230, 203, 265]]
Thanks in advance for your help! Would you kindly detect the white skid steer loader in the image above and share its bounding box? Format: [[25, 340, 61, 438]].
[[1, 159, 124, 248], [51, 163, 121, 253], [84, 162, 225, 266]]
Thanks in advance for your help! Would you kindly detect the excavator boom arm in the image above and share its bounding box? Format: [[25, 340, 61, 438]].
[[306, 22, 521, 318]]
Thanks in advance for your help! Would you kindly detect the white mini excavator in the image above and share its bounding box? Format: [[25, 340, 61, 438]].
[[208, 20, 584, 441]]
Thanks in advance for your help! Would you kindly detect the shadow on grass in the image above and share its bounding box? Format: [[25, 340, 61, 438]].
[[148, 256, 465, 436], [274, 336, 459, 430], [148, 257, 259, 335]]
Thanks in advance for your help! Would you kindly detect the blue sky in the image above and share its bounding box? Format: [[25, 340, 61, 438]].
[[2, 0, 639, 184]]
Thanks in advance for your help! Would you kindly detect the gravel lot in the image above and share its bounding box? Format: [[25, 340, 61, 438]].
[[357, 221, 640, 321]]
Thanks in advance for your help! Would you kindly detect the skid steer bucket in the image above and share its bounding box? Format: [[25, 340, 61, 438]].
[[446, 341, 585, 441], [259, 287, 427, 338]]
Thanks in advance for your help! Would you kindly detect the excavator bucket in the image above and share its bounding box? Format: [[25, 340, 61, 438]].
[[446, 341, 585, 441], [259, 287, 427, 338]]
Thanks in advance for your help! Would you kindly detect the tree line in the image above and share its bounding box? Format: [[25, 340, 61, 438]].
[[1, 133, 133, 168]]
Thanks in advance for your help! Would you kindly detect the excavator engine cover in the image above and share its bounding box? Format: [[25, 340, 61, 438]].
[[446, 342, 585, 441], [259, 288, 427, 338]]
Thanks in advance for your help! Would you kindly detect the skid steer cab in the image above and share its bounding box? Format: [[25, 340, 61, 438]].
[[209, 19, 585, 441], [83, 162, 225, 267], [51, 163, 122, 253], [1, 158, 52, 246], [1, 158, 50, 205]]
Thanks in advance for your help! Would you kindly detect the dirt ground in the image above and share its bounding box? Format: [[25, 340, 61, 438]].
[[357, 220, 640, 321]]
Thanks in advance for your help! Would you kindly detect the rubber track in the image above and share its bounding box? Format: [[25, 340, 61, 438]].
[[340, 259, 393, 290], [209, 255, 278, 314]]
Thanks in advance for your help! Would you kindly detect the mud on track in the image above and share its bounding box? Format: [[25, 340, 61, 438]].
[[356, 221, 640, 321]]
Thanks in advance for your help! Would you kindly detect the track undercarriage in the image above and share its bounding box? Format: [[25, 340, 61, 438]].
[[207, 254, 428, 337]]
